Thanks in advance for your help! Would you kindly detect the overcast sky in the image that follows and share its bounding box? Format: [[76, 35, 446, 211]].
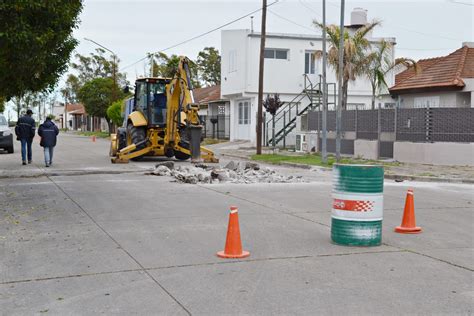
[[74, 0, 473, 80], [4, 0, 474, 119]]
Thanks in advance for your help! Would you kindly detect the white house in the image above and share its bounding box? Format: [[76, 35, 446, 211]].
[[221, 8, 396, 145]]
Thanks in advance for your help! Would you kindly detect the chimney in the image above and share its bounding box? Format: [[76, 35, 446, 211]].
[[351, 8, 368, 26]]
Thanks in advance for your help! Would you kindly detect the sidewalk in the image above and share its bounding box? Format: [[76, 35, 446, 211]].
[[213, 141, 474, 184]]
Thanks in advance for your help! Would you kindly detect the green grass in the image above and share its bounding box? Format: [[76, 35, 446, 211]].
[[251, 153, 401, 168], [78, 131, 110, 138]]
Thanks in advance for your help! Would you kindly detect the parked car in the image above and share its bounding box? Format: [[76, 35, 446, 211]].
[[0, 114, 14, 153]]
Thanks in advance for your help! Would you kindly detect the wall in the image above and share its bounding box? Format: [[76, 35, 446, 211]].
[[221, 29, 397, 144], [399, 92, 457, 108], [354, 139, 378, 160], [221, 30, 248, 97], [244, 32, 395, 99], [394, 142, 474, 166]]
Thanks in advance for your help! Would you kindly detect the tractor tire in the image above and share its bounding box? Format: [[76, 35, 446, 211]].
[[174, 141, 191, 161], [127, 123, 146, 161], [117, 127, 127, 151], [127, 123, 146, 150]]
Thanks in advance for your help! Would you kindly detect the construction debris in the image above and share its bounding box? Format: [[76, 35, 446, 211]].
[[149, 161, 304, 184]]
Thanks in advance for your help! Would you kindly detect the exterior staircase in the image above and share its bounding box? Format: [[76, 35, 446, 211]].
[[266, 75, 322, 147]]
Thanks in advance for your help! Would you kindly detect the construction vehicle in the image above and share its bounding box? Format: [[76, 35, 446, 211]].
[[109, 56, 218, 163]]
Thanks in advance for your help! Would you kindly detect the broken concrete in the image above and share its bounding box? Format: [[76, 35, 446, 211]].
[[155, 161, 175, 170], [149, 161, 304, 184]]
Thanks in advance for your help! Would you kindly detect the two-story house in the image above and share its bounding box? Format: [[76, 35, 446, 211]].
[[221, 8, 396, 145]]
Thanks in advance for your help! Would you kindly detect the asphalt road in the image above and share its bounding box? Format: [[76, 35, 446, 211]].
[[0, 134, 472, 315]]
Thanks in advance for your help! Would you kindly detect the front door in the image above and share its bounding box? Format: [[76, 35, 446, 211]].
[[304, 51, 319, 89], [236, 100, 251, 140]]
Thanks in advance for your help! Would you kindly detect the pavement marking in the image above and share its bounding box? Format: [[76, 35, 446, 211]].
[[44, 175, 193, 316]]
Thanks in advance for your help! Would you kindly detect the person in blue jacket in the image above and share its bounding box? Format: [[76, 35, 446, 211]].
[[15, 109, 36, 165], [38, 116, 59, 167]]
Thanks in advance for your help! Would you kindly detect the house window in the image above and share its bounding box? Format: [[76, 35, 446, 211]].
[[264, 49, 289, 60], [305, 51, 316, 74], [414, 96, 440, 108], [229, 50, 237, 73], [218, 105, 225, 115], [238, 101, 250, 125]]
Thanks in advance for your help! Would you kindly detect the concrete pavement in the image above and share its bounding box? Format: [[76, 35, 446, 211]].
[[0, 134, 472, 315]]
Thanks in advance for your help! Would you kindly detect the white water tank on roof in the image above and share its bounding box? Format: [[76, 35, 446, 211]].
[[351, 8, 367, 26]]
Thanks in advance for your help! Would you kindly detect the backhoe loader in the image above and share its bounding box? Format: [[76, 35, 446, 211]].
[[109, 56, 218, 163]]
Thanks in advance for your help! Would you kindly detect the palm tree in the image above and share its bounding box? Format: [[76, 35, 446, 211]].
[[313, 20, 380, 109], [365, 40, 419, 109]]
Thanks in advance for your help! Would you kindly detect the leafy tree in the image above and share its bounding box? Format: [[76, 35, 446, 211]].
[[107, 99, 124, 127], [61, 48, 127, 104], [151, 53, 201, 88], [196, 47, 221, 86], [313, 20, 380, 109], [365, 40, 418, 109], [71, 48, 127, 87], [0, 1, 83, 99], [263, 94, 284, 116], [78, 78, 126, 132], [0, 97, 5, 113], [60, 74, 81, 104]]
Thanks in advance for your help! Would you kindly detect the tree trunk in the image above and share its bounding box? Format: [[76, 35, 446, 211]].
[[371, 85, 376, 110], [106, 119, 113, 135]]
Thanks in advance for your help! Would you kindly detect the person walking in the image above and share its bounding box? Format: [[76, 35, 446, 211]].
[[38, 116, 59, 167], [15, 109, 36, 165]]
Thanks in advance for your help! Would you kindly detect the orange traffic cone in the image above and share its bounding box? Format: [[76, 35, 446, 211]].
[[92, 135, 96, 142], [395, 189, 422, 234], [217, 206, 250, 259]]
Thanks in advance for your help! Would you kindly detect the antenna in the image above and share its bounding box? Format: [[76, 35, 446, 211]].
[[251, 16, 254, 33]]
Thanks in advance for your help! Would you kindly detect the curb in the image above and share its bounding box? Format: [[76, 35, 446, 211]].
[[220, 152, 472, 184], [0, 169, 146, 179]]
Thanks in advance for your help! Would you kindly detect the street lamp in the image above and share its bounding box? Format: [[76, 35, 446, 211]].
[[83, 37, 118, 101]]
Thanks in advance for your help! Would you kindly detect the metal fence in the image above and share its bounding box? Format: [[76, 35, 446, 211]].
[[305, 107, 474, 158], [201, 115, 230, 139]]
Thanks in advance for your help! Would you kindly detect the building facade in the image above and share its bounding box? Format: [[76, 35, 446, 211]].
[[221, 8, 396, 145]]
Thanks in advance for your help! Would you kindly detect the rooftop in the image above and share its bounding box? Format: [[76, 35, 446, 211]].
[[193, 85, 225, 104], [390, 44, 474, 94]]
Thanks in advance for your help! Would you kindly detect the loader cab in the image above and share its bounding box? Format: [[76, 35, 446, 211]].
[[134, 78, 170, 128]]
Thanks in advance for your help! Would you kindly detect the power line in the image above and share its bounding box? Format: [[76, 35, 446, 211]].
[[397, 47, 455, 51], [265, 11, 458, 53], [268, 9, 315, 32], [304, 0, 464, 42], [298, 0, 322, 17], [121, 0, 281, 71], [447, 0, 474, 6]]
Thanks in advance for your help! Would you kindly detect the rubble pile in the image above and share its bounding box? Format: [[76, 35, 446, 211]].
[[150, 161, 304, 184]]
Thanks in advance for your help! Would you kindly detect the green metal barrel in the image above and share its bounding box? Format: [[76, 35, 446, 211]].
[[331, 164, 384, 246]]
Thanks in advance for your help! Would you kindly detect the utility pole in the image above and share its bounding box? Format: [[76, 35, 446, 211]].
[[321, 0, 328, 163], [336, 0, 345, 162], [256, 0, 267, 155]]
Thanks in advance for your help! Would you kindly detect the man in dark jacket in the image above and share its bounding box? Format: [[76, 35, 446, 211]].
[[15, 109, 36, 165], [38, 116, 59, 167]]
